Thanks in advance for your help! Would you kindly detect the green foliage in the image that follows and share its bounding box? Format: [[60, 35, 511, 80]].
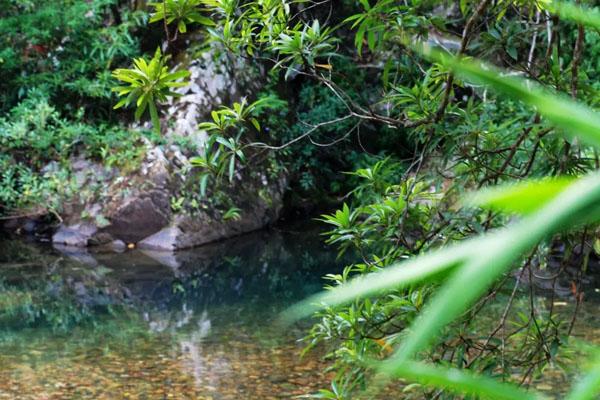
[[0, 282, 94, 332], [0, 0, 145, 116], [284, 2, 600, 399], [271, 19, 339, 79], [149, 0, 214, 34], [112, 48, 190, 134], [0, 0, 157, 218], [189, 96, 286, 192], [202, 0, 290, 55], [7, 0, 600, 398], [424, 45, 600, 149], [222, 206, 242, 221], [0, 93, 155, 216]]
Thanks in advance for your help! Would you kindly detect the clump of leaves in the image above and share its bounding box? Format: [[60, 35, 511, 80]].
[[149, 0, 214, 34], [112, 48, 190, 134], [271, 20, 339, 79], [287, 4, 600, 398], [189, 96, 285, 195], [0, 0, 144, 116], [222, 206, 242, 221]]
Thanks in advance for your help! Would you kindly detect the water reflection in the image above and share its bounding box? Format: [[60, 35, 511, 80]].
[[0, 225, 340, 398], [5, 227, 597, 398]]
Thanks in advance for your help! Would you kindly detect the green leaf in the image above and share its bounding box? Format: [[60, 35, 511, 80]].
[[228, 155, 235, 181], [113, 98, 128, 110], [199, 174, 209, 197], [565, 354, 600, 400], [189, 156, 207, 167], [423, 49, 600, 148], [178, 20, 187, 33], [163, 70, 191, 81], [466, 177, 575, 215], [216, 135, 235, 150], [134, 98, 148, 120], [387, 361, 547, 400], [190, 14, 216, 26], [544, 1, 600, 30], [250, 118, 260, 131], [149, 101, 160, 134]]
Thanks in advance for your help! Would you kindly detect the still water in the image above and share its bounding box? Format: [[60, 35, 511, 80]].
[[0, 225, 340, 399], [1, 224, 600, 399]]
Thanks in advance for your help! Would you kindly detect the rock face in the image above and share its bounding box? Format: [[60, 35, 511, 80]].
[[50, 144, 286, 251], [138, 174, 287, 251], [104, 192, 171, 243], [164, 48, 260, 140], [45, 47, 283, 251], [103, 147, 172, 243]]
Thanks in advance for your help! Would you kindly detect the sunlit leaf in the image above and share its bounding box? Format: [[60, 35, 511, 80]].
[[466, 177, 575, 215]]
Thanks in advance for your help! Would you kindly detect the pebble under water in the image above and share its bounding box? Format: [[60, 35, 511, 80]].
[[1, 225, 600, 399], [0, 225, 340, 399]]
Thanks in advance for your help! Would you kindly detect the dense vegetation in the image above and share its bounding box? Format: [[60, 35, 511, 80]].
[[3, 0, 600, 398]]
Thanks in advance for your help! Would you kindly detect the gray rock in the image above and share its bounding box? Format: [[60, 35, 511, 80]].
[[22, 219, 38, 234], [103, 145, 173, 243], [110, 240, 127, 252], [41, 161, 59, 174], [88, 231, 114, 246], [52, 223, 98, 247], [104, 191, 171, 243], [138, 227, 181, 251]]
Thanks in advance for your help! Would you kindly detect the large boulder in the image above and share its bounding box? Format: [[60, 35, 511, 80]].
[[102, 146, 172, 243], [51, 144, 286, 250], [138, 173, 286, 251], [51, 145, 173, 246]]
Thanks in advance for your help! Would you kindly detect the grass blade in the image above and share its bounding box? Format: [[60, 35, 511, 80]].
[[384, 172, 600, 364], [424, 49, 600, 149], [388, 361, 548, 400], [466, 177, 575, 215], [281, 239, 473, 322], [565, 356, 600, 400], [545, 1, 600, 30]]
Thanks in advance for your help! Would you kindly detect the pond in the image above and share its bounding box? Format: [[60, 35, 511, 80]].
[[1, 224, 599, 399], [0, 223, 341, 399]]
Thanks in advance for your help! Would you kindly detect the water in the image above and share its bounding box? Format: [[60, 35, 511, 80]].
[[0, 224, 341, 399], [1, 226, 600, 399]]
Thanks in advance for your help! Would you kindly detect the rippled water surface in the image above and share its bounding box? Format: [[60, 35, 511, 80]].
[[0, 225, 340, 399]]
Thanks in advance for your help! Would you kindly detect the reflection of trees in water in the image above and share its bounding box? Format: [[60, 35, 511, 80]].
[[0, 229, 342, 398], [177, 309, 228, 390], [0, 226, 342, 333]]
